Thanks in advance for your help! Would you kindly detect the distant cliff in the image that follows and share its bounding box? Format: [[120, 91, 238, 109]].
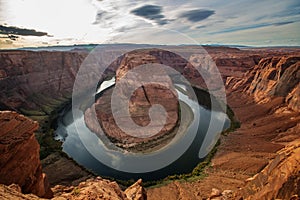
[[0, 50, 86, 111], [226, 55, 300, 112]]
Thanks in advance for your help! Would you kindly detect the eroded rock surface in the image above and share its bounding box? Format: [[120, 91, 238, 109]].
[[52, 178, 146, 200], [227, 55, 300, 112], [240, 140, 300, 200], [0, 111, 52, 197], [0, 178, 147, 200], [0, 184, 42, 200]]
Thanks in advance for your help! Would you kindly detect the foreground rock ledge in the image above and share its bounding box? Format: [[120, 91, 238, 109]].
[[0, 178, 146, 200], [0, 111, 147, 200], [0, 111, 52, 198]]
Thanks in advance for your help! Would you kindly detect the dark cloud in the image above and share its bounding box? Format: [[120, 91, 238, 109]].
[[131, 5, 162, 19], [211, 20, 296, 35], [180, 9, 215, 22], [131, 5, 168, 25], [273, 21, 295, 26], [196, 25, 207, 29], [0, 25, 48, 36], [93, 11, 110, 24]]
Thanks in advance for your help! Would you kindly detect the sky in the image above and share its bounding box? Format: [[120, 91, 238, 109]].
[[0, 0, 300, 48]]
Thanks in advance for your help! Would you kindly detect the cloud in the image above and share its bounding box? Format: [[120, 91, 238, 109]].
[[131, 5, 168, 25], [180, 9, 215, 22], [131, 5, 162, 19], [93, 11, 112, 25], [196, 25, 207, 29], [273, 21, 295, 26], [210, 21, 297, 34], [0, 25, 48, 36]]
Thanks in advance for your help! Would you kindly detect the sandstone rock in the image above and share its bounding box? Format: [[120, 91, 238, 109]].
[[221, 190, 233, 198], [124, 179, 147, 200], [240, 140, 300, 199], [209, 188, 222, 199], [247, 56, 300, 111], [286, 83, 300, 112], [52, 178, 146, 200], [0, 184, 42, 200], [41, 152, 91, 187], [0, 111, 52, 197], [86, 49, 185, 151], [226, 55, 300, 112], [0, 51, 87, 111]]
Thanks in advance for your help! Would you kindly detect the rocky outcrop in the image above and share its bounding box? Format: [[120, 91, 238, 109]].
[[226, 55, 300, 112], [124, 179, 147, 200], [86, 49, 183, 151], [240, 140, 300, 199], [247, 56, 300, 106], [0, 178, 147, 200], [148, 50, 300, 199], [0, 111, 52, 197], [52, 178, 146, 200], [0, 184, 42, 200]]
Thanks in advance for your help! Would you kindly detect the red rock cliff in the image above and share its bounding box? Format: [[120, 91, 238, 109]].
[[0, 111, 52, 197], [0, 50, 87, 111], [227, 55, 300, 112]]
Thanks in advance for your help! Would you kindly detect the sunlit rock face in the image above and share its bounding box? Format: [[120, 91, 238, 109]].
[[226, 55, 300, 112], [240, 140, 300, 200]]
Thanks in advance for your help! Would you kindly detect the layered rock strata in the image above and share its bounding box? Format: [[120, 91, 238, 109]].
[[226, 56, 300, 112], [0, 111, 52, 197]]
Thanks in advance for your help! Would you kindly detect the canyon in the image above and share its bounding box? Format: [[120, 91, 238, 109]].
[[0, 46, 299, 199]]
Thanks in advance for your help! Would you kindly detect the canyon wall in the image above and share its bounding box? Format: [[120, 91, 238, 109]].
[[224, 54, 300, 199], [227, 55, 300, 112], [0, 111, 52, 197], [0, 47, 261, 113], [1, 48, 299, 199], [241, 139, 300, 199], [0, 50, 86, 111]]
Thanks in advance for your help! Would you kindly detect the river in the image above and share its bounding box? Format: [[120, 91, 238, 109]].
[[55, 78, 230, 181]]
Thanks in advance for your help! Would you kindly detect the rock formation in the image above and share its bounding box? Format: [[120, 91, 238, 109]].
[[0, 50, 86, 111], [0, 178, 146, 200], [248, 56, 300, 109], [0, 184, 42, 200], [227, 55, 300, 112], [240, 140, 300, 199], [52, 178, 146, 200], [0, 111, 52, 197], [86, 49, 183, 151]]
